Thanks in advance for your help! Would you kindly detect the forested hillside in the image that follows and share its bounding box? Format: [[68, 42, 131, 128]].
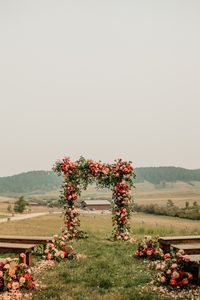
[[0, 171, 62, 193], [0, 167, 200, 194], [135, 167, 200, 184]]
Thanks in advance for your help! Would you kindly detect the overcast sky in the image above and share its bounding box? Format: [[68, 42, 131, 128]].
[[0, 0, 200, 176]]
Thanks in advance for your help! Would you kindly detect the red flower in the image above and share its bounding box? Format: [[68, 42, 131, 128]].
[[26, 283, 33, 289], [170, 278, 177, 285], [24, 273, 31, 280]]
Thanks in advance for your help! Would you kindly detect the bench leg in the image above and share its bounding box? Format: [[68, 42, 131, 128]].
[[19, 254, 26, 265], [197, 265, 200, 285], [159, 242, 170, 253], [18, 252, 32, 266], [26, 252, 32, 266]]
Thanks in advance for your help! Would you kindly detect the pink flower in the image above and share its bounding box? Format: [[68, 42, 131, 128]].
[[183, 255, 190, 262], [20, 253, 26, 258], [123, 235, 129, 241], [147, 250, 152, 256], [161, 276, 166, 283], [171, 263, 178, 269], [12, 282, 20, 290], [156, 263, 161, 270], [47, 253, 52, 260], [129, 238, 135, 244], [135, 250, 140, 257]]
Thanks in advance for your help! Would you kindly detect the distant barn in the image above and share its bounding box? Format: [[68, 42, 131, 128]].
[[81, 200, 111, 211]]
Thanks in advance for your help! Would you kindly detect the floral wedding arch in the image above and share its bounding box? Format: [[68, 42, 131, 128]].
[[53, 157, 135, 240]]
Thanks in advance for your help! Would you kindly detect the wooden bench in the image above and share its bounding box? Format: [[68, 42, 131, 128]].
[[0, 235, 53, 245], [159, 236, 200, 253], [171, 243, 200, 255], [0, 243, 36, 266]]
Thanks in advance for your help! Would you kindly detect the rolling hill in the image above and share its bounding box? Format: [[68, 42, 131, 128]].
[[0, 167, 200, 194]]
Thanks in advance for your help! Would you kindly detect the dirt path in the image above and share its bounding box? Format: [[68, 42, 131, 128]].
[[0, 212, 50, 223]]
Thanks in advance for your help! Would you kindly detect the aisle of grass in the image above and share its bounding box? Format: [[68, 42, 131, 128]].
[[32, 233, 169, 300]]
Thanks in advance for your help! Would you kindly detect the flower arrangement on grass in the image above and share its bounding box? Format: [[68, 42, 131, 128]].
[[134, 235, 162, 259], [134, 236, 194, 288], [53, 156, 135, 240], [0, 257, 34, 292], [44, 235, 76, 262], [155, 250, 193, 287]]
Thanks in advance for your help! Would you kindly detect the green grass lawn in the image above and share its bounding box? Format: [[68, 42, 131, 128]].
[[0, 213, 199, 299]]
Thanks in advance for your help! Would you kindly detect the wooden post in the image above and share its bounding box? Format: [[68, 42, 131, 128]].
[[197, 264, 200, 285], [26, 251, 32, 266], [159, 241, 170, 253]]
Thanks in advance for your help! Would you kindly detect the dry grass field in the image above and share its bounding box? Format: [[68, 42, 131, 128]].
[[81, 181, 200, 208], [0, 195, 59, 217], [134, 181, 200, 208], [0, 180, 199, 218], [0, 212, 199, 237]]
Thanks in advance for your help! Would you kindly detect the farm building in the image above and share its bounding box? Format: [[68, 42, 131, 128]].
[[81, 200, 111, 211]]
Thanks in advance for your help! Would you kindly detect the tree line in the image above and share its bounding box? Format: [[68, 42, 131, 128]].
[[134, 200, 200, 220]]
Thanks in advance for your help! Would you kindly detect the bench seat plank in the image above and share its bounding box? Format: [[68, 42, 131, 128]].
[[159, 236, 200, 253], [188, 254, 200, 263], [0, 235, 53, 244], [171, 243, 200, 255], [0, 242, 36, 252], [159, 236, 200, 241]]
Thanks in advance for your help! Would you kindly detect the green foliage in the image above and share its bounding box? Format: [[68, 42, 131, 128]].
[[134, 202, 200, 220], [14, 196, 27, 213]]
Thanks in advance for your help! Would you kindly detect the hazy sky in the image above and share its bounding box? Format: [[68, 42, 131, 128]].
[[0, 1, 200, 176]]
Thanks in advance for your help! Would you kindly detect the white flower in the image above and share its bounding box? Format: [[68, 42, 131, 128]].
[[19, 277, 26, 284]]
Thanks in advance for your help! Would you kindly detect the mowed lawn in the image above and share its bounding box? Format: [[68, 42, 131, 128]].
[[0, 213, 200, 300]]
